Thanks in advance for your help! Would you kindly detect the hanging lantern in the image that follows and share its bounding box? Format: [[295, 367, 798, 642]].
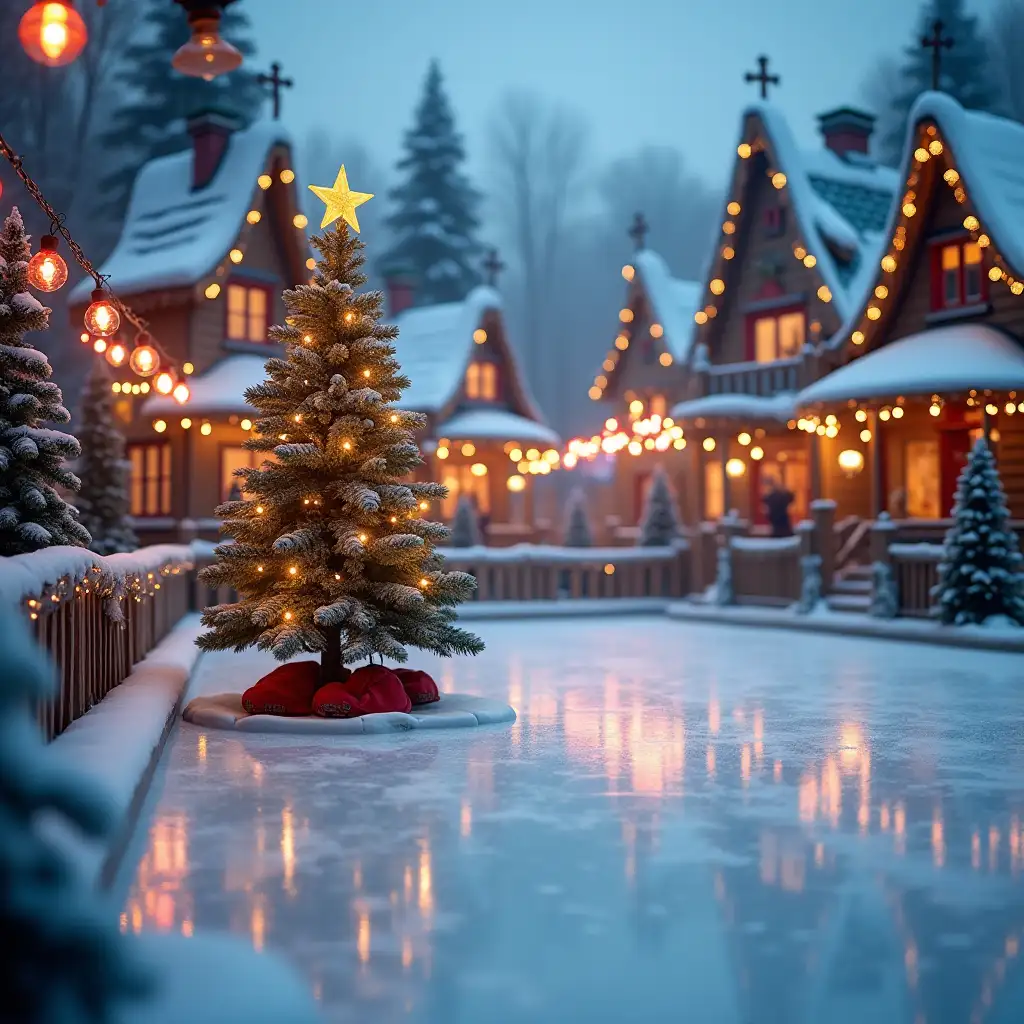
[[172, 382, 191, 405], [129, 339, 160, 377], [171, 4, 243, 81], [104, 341, 127, 368], [26, 235, 68, 292], [84, 288, 119, 337], [154, 371, 176, 396], [19, 1, 88, 67]]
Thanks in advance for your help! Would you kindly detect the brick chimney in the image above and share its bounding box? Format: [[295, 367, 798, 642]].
[[187, 110, 239, 190], [817, 107, 876, 159], [381, 260, 418, 317]]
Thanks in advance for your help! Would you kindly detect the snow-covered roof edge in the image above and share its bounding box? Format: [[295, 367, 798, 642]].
[[633, 250, 702, 364], [823, 91, 1024, 356]]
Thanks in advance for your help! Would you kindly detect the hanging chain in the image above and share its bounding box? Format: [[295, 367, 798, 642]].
[[0, 130, 168, 360]]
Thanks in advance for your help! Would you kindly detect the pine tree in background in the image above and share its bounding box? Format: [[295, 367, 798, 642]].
[[563, 487, 593, 547], [449, 494, 482, 547], [75, 361, 137, 555], [934, 437, 1024, 625], [637, 467, 681, 547], [381, 61, 482, 304], [879, 0, 998, 163], [99, 0, 263, 217], [198, 223, 484, 683], [0, 609, 151, 1021], [0, 209, 90, 555]]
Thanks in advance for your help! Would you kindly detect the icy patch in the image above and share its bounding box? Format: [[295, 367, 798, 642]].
[[182, 691, 516, 734]]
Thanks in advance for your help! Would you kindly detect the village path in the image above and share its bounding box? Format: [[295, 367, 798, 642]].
[[120, 618, 1024, 1024]]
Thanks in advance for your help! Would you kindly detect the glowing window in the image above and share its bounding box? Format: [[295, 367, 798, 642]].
[[227, 283, 270, 342], [128, 443, 171, 516]]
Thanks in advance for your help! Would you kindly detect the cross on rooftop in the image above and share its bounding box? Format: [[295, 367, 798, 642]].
[[483, 248, 505, 287], [921, 19, 954, 91], [629, 212, 648, 252], [744, 55, 780, 101], [257, 62, 294, 121]]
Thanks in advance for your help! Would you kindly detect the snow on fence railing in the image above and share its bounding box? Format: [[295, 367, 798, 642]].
[[1, 544, 194, 740], [726, 530, 806, 608], [887, 542, 945, 618]]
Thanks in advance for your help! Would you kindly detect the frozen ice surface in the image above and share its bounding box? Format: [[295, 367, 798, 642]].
[[123, 619, 1024, 1024]]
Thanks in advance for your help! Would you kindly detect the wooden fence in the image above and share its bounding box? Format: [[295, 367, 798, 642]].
[[2, 545, 195, 741], [887, 542, 944, 618], [729, 534, 805, 606]]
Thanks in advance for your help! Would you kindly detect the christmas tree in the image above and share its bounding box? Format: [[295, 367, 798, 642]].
[[99, 0, 263, 217], [637, 467, 681, 547], [0, 608, 150, 1021], [75, 361, 138, 555], [563, 487, 593, 547], [879, 0, 998, 164], [449, 494, 482, 547], [934, 437, 1024, 625], [381, 61, 482, 304], [0, 208, 90, 556], [198, 199, 484, 684]]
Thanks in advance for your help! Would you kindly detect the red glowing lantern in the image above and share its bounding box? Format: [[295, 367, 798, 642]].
[[19, 2, 88, 68], [84, 288, 119, 337], [172, 8, 242, 81], [27, 235, 68, 292]]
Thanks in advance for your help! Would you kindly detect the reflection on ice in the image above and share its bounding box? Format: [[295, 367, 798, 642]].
[[124, 619, 1024, 1023]]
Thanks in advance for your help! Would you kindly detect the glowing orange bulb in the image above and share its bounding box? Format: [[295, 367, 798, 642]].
[[105, 342, 127, 368], [19, 1, 88, 67], [154, 372, 175, 396], [172, 382, 190, 405], [255, 505, 264, 514], [84, 289, 119, 337], [358, 533, 367, 542], [129, 342, 159, 377], [171, 13, 243, 81], [92, 338, 107, 354], [283, 611, 293, 621], [419, 578, 429, 587], [27, 236, 68, 292], [288, 566, 297, 576]]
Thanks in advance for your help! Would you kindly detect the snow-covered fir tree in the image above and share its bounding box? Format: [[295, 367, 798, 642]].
[[75, 361, 137, 555], [637, 467, 681, 546], [0, 608, 151, 1021], [449, 493, 482, 547], [563, 487, 593, 547], [198, 221, 484, 683], [934, 437, 1024, 625], [100, 0, 262, 217], [381, 61, 482, 304], [0, 209, 89, 555], [880, 0, 998, 163]]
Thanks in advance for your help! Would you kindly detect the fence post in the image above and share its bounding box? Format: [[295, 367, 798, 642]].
[[810, 498, 837, 594]]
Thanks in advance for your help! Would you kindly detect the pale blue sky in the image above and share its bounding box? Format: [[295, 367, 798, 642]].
[[241, 0, 990, 188]]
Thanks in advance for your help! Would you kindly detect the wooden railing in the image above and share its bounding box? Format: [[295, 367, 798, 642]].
[[2, 545, 195, 741], [706, 356, 800, 397], [887, 542, 944, 618], [729, 534, 805, 606]]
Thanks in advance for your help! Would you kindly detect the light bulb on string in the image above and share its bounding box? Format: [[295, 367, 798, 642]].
[[105, 341, 127, 368], [19, 1, 88, 67], [27, 235, 68, 292], [84, 288, 120, 337], [172, 382, 191, 405], [154, 371, 175, 396], [171, 11, 243, 81], [129, 337, 160, 377]]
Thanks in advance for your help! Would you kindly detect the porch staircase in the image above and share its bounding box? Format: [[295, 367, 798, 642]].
[[826, 564, 873, 614]]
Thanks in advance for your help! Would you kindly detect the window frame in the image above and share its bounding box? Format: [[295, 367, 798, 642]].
[[465, 360, 499, 402], [930, 237, 987, 312], [127, 442, 172, 517], [225, 280, 274, 343], [745, 305, 806, 363]]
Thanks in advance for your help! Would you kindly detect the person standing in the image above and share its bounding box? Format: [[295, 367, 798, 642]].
[[763, 477, 795, 538]]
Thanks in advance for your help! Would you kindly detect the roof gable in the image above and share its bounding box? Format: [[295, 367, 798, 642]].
[[824, 92, 1024, 359], [634, 250, 702, 362], [70, 121, 303, 304]]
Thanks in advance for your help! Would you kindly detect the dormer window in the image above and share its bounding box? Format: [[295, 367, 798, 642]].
[[747, 307, 805, 362], [227, 282, 271, 342], [465, 361, 497, 401], [932, 239, 985, 311]]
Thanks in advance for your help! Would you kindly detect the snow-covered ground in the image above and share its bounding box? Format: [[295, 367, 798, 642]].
[[121, 619, 1024, 1024]]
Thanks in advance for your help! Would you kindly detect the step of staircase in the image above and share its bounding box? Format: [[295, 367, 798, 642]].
[[831, 577, 872, 596], [826, 592, 873, 613]]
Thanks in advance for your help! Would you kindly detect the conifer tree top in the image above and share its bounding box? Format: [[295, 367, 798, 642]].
[[198, 218, 483, 676]]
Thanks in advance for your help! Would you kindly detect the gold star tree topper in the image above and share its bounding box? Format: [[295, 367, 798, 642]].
[[308, 166, 374, 233]]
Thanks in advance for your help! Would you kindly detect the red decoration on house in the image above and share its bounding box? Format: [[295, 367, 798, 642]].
[[241, 660, 327, 716], [393, 668, 441, 706], [313, 666, 412, 718]]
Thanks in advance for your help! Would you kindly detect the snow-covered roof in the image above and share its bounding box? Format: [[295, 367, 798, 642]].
[[436, 408, 560, 447], [748, 104, 899, 319], [798, 324, 1024, 406], [670, 391, 796, 424], [142, 354, 268, 417], [634, 250, 702, 362], [70, 121, 293, 303], [391, 285, 544, 422]]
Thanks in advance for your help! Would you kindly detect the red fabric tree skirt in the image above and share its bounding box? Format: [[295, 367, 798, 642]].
[[393, 668, 440, 706], [313, 665, 413, 718], [242, 661, 326, 716]]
